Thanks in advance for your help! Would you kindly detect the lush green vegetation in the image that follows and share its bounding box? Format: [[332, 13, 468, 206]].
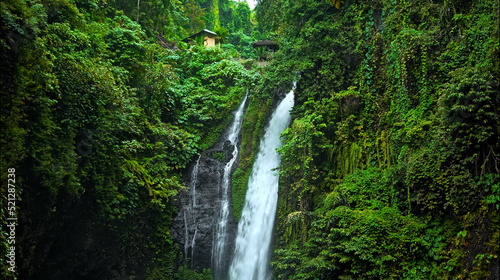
[[254, 0, 499, 279], [185, 0, 266, 59], [232, 91, 273, 220], [0, 0, 255, 279], [1, 0, 499, 279]]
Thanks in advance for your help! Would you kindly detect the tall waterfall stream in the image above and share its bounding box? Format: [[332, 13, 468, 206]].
[[179, 88, 294, 279], [229, 87, 294, 280], [186, 155, 200, 267], [212, 94, 248, 279]]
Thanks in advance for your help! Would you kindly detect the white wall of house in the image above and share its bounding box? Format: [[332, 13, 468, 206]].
[[204, 36, 216, 47]]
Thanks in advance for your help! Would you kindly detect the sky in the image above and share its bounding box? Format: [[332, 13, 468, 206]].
[[246, 0, 257, 10]]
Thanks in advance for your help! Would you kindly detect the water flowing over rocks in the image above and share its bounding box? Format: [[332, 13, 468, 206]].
[[229, 85, 294, 280], [173, 155, 223, 270], [172, 95, 248, 277]]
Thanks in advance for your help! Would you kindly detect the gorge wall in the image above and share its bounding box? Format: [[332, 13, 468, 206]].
[[172, 97, 248, 276]]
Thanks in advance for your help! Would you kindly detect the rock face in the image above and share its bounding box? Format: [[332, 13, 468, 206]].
[[212, 139, 240, 280], [172, 155, 220, 270], [172, 99, 247, 277], [172, 145, 239, 272]]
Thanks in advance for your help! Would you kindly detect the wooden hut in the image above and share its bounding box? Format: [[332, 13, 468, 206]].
[[182, 29, 218, 47]]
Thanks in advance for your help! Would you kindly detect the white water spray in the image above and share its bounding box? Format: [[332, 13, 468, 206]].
[[213, 94, 248, 277], [185, 155, 201, 264], [183, 211, 189, 263], [229, 87, 295, 280], [191, 156, 200, 208]]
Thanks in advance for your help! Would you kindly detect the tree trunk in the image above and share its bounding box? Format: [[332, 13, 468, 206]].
[[136, 0, 140, 22]]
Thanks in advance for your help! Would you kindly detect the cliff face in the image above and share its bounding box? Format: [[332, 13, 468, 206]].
[[173, 155, 221, 270], [255, 0, 500, 279], [172, 107, 246, 276]]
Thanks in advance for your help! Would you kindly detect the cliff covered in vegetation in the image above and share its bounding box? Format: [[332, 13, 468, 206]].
[[253, 0, 499, 279], [0, 0, 256, 279], [1, 0, 499, 279]]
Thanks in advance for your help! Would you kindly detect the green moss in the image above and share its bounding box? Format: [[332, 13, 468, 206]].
[[212, 152, 225, 162], [198, 116, 231, 152], [231, 94, 273, 221], [231, 168, 250, 221]]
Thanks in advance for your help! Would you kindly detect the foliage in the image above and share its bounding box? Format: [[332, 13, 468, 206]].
[[273, 169, 450, 279], [228, 30, 257, 59], [105, 0, 187, 38], [254, 46, 265, 60], [329, 0, 344, 9], [2, 0, 499, 279], [484, 174, 500, 210], [182, 0, 255, 54], [182, 0, 206, 34], [175, 265, 213, 280], [212, 151, 225, 162], [214, 25, 228, 44], [232, 91, 273, 221], [255, 0, 500, 279], [232, 1, 252, 34], [0, 0, 254, 279]]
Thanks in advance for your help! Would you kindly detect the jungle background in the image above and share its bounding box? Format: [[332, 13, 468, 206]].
[[1, 0, 499, 279]]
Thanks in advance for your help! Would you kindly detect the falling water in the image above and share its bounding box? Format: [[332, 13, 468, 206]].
[[212, 94, 248, 278], [183, 211, 189, 263], [229, 87, 294, 280], [190, 156, 201, 266], [185, 155, 201, 265], [191, 227, 198, 268], [191, 156, 201, 209]]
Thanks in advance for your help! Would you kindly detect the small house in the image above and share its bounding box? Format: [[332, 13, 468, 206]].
[[182, 29, 218, 47]]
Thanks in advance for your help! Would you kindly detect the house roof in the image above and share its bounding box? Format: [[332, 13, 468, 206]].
[[252, 40, 278, 47], [184, 29, 218, 41]]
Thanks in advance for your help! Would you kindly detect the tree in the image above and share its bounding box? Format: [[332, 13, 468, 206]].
[[214, 25, 229, 44], [183, 0, 206, 34]]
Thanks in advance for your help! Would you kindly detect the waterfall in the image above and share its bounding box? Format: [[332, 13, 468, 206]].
[[191, 156, 201, 209], [191, 227, 198, 268], [229, 87, 295, 280], [184, 155, 201, 264], [190, 155, 200, 267], [183, 211, 189, 263], [212, 94, 248, 278]]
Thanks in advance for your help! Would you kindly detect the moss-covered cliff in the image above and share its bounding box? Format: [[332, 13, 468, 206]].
[[253, 0, 499, 278], [1, 0, 499, 279]]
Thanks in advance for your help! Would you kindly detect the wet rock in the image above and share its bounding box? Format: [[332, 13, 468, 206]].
[[172, 156, 222, 270]]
